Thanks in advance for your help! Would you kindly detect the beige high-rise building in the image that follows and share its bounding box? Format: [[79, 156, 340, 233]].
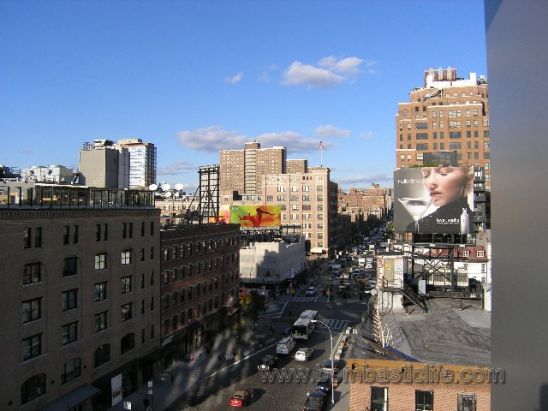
[[396, 67, 491, 188], [220, 142, 286, 195]]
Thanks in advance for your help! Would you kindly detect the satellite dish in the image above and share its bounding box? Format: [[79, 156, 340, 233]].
[[173, 192, 180, 198], [148, 184, 158, 191], [174, 183, 184, 191], [161, 183, 171, 191], [164, 191, 172, 198]]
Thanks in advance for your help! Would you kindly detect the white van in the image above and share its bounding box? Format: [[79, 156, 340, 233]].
[[276, 336, 296, 355]]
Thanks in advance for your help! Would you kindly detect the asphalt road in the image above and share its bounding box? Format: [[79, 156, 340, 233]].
[[172, 268, 367, 411]]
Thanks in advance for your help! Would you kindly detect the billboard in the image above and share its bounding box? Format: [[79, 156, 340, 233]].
[[227, 205, 282, 227], [394, 166, 474, 234]]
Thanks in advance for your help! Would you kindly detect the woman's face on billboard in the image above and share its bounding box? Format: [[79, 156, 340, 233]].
[[422, 167, 467, 207]]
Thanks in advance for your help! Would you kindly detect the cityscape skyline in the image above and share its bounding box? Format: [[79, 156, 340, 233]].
[[1, 1, 487, 191]]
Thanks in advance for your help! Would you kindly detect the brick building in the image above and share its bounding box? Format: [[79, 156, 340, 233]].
[[347, 359, 492, 411], [0, 184, 160, 411], [396, 68, 490, 189], [158, 224, 240, 365]]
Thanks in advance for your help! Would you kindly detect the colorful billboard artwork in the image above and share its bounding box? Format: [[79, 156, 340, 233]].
[[394, 166, 474, 234], [229, 205, 281, 227]]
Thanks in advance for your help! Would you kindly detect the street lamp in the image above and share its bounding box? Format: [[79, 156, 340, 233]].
[[311, 319, 335, 405]]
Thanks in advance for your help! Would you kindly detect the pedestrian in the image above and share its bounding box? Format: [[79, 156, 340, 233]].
[[143, 398, 152, 411]]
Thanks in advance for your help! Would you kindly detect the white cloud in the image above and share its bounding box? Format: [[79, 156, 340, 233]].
[[225, 72, 243, 84], [282, 56, 369, 87], [259, 64, 279, 83], [315, 124, 351, 138], [176, 126, 322, 154], [158, 160, 196, 176], [358, 131, 376, 141], [177, 126, 248, 152], [282, 61, 345, 87], [336, 172, 393, 188]]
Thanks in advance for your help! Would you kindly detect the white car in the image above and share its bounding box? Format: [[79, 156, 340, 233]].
[[305, 287, 317, 296], [294, 348, 314, 361]]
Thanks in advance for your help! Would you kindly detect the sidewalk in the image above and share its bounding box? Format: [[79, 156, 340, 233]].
[[110, 320, 278, 411]]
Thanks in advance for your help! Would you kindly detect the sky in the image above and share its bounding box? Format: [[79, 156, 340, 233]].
[[0, 0, 487, 192]]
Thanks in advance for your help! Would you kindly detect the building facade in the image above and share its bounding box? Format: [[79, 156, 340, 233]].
[[116, 138, 157, 189], [220, 142, 286, 195], [0, 185, 160, 411], [159, 224, 240, 364], [338, 185, 392, 221], [21, 165, 74, 184], [396, 68, 490, 189], [79, 140, 130, 189]]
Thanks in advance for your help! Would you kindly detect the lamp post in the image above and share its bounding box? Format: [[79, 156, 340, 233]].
[[311, 319, 335, 405]]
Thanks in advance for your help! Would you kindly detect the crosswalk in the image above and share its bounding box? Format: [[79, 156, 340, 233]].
[[259, 300, 288, 319], [292, 296, 320, 303], [315, 319, 352, 333]]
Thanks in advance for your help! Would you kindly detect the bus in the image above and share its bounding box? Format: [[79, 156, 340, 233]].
[[299, 310, 318, 321], [292, 317, 315, 340]]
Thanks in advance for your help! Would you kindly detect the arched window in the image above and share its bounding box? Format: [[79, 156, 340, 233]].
[[21, 374, 46, 404], [94, 344, 110, 367]]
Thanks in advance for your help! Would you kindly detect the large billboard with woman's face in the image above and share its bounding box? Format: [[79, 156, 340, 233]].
[[394, 166, 474, 234]]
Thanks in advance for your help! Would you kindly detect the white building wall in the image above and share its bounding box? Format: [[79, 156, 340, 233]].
[[240, 237, 306, 283]]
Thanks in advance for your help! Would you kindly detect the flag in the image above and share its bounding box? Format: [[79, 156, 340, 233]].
[[319, 141, 325, 150]]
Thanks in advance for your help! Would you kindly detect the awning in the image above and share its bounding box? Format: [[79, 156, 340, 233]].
[[44, 385, 100, 411]]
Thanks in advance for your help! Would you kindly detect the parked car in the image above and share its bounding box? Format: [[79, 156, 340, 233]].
[[229, 389, 253, 407], [316, 377, 333, 395], [305, 286, 317, 296], [295, 347, 314, 362], [302, 390, 327, 411], [257, 354, 278, 371]]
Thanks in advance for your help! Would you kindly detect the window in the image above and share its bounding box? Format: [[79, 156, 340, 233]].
[[371, 386, 388, 411], [34, 227, 42, 248], [62, 289, 78, 311], [95, 253, 107, 270], [415, 390, 434, 411], [63, 257, 78, 277], [121, 303, 133, 322], [449, 131, 462, 139], [61, 358, 82, 384], [95, 311, 108, 332], [477, 250, 485, 258], [122, 222, 128, 238], [457, 393, 476, 411], [150, 246, 154, 260], [21, 374, 46, 404], [64, 225, 70, 245], [94, 344, 110, 367], [416, 133, 428, 140], [449, 142, 462, 150], [72, 225, 79, 243], [416, 143, 429, 151], [62, 321, 78, 345], [23, 263, 41, 285], [121, 333, 135, 354], [150, 221, 154, 235], [23, 334, 41, 360], [24, 228, 32, 248], [121, 250, 132, 265], [22, 298, 41, 323], [121, 276, 132, 293], [140, 248, 145, 262], [416, 122, 428, 129], [141, 221, 145, 237], [94, 282, 107, 302], [96, 224, 101, 241]]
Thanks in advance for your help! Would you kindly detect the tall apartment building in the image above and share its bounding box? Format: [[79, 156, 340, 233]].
[[79, 140, 130, 189], [396, 68, 491, 188], [261, 167, 338, 257], [116, 138, 157, 189], [338, 185, 392, 220], [286, 159, 308, 174], [0, 184, 160, 410], [220, 142, 286, 195], [159, 224, 240, 364]]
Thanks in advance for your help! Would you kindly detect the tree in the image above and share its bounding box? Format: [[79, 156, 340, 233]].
[[241, 291, 266, 324]]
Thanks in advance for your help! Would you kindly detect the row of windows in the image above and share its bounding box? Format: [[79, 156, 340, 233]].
[[25, 222, 155, 250], [161, 237, 239, 262], [370, 386, 476, 411], [160, 255, 237, 283]]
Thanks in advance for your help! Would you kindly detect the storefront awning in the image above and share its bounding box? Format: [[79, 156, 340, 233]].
[[44, 385, 100, 411]]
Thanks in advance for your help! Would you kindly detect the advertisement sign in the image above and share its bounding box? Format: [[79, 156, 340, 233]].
[[111, 373, 123, 406], [229, 205, 281, 227], [394, 167, 474, 234]]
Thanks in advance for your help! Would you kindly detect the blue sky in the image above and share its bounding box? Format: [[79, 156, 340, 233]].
[[0, 0, 487, 192]]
